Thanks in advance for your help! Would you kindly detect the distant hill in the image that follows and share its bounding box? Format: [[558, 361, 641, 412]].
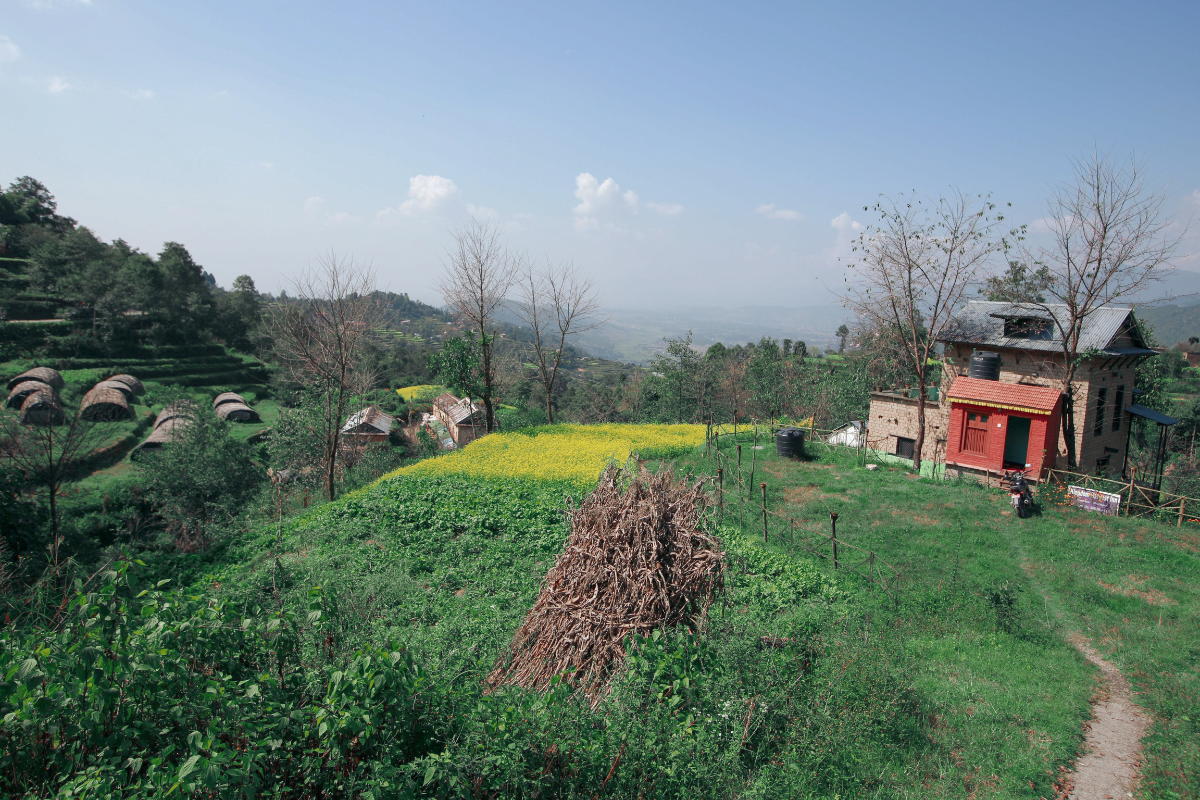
[[1137, 302, 1200, 347], [570, 305, 854, 364]]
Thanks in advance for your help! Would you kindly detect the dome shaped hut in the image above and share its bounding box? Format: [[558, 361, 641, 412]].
[[105, 374, 144, 395], [154, 401, 195, 430], [213, 392, 260, 422], [5, 366, 65, 393], [92, 380, 136, 401], [19, 388, 65, 426], [5, 382, 46, 409], [80, 385, 133, 421]]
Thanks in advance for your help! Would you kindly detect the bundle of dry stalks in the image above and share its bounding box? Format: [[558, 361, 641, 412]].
[[487, 463, 725, 701]]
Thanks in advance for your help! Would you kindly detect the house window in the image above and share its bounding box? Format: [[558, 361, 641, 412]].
[[1002, 317, 1053, 340], [962, 411, 989, 455], [1094, 387, 1107, 436], [895, 437, 916, 460], [1112, 385, 1124, 432]]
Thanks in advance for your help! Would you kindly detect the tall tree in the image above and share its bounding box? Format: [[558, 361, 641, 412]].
[[272, 253, 381, 501], [438, 220, 517, 433], [1014, 153, 1181, 469], [842, 191, 1010, 470], [510, 260, 603, 423], [835, 324, 850, 353]]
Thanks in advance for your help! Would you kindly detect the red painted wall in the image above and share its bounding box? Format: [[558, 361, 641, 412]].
[[946, 399, 1063, 478]]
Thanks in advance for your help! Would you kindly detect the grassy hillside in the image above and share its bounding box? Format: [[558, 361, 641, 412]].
[[1137, 301, 1200, 347], [5, 423, 1195, 797]]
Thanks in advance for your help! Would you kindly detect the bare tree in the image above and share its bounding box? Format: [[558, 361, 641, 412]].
[[842, 191, 1010, 470], [510, 259, 603, 423], [1017, 153, 1181, 469], [272, 252, 381, 501], [1, 402, 104, 567], [438, 220, 518, 432]]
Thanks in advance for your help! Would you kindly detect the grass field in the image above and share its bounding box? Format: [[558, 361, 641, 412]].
[[4, 420, 1196, 797], [673, 434, 1200, 799]]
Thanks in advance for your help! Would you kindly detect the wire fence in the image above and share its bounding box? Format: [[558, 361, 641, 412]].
[[1042, 468, 1200, 528], [697, 420, 902, 603]]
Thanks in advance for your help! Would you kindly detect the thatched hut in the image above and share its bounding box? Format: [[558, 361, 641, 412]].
[[154, 401, 194, 430], [92, 380, 136, 401], [216, 402, 260, 422], [80, 386, 133, 421], [133, 417, 187, 458], [106, 374, 144, 395], [213, 391, 244, 409], [212, 392, 260, 422], [6, 367, 65, 393], [5, 382, 45, 410], [19, 388, 65, 426]]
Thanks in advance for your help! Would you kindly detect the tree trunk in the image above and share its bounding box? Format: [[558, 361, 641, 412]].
[[913, 374, 926, 472], [480, 330, 496, 433], [1060, 369, 1078, 470], [545, 391, 554, 424]]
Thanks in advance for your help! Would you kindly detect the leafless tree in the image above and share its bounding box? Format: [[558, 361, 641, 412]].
[[272, 252, 381, 501], [1, 401, 105, 567], [510, 259, 604, 423], [842, 191, 1010, 470], [1016, 152, 1182, 469], [438, 220, 518, 432]]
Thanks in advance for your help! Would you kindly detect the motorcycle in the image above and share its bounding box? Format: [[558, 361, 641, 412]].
[[1003, 465, 1035, 518]]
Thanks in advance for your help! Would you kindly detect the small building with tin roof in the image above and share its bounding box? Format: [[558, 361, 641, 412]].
[[432, 392, 485, 446], [342, 406, 394, 442]]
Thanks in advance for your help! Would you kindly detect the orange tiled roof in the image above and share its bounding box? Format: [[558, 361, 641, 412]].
[[945, 376, 1062, 414]]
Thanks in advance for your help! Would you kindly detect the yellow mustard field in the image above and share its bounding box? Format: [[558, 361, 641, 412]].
[[380, 423, 706, 486], [396, 384, 449, 401]]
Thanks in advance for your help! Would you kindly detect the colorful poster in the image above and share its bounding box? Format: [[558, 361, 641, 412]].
[[1067, 485, 1122, 516]]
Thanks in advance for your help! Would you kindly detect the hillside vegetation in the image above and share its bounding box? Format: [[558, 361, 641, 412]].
[[3, 425, 1195, 798]]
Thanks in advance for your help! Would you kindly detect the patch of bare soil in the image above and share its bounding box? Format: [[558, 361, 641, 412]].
[[783, 484, 833, 504], [1063, 633, 1150, 800], [1098, 575, 1176, 607]]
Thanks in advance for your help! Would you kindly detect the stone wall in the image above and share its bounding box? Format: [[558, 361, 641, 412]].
[[867, 392, 949, 464]]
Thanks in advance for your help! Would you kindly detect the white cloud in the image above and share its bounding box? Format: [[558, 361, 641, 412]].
[[573, 173, 638, 232], [828, 211, 864, 263], [126, 88, 154, 100], [395, 174, 460, 216], [25, 0, 92, 8], [466, 203, 499, 219], [756, 203, 802, 221], [1186, 189, 1200, 207], [303, 196, 325, 218], [0, 36, 20, 63], [47, 76, 72, 93], [647, 201, 684, 216]]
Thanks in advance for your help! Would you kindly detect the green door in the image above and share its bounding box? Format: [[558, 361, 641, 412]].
[[1003, 416, 1031, 467]]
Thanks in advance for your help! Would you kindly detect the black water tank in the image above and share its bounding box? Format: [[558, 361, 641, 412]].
[[968, 351, 1001, 381], [776, 427, 805, 458]]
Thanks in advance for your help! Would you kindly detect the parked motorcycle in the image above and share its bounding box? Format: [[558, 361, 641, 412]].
[[1003, 465, 1035, 518]]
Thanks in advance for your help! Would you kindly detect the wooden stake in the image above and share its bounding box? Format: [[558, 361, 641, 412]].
[[830, 512, 839, 569], [761, 482, 768, 543], [1179, 496, 1186, 528], [718, 468, 724, 523]]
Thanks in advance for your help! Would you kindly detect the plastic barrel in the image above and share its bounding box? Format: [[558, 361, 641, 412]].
[[968, 351, 1001, 381], [775, 427, 805, 458]]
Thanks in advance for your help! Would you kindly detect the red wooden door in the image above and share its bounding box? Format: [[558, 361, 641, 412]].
[[962, 411, 989, 456]]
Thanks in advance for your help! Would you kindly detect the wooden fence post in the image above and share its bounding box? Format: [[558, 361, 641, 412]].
[[830, 512, 839, 569], [761, 483, 768, 543], [718, 468, 724, 523], [749, 430, 758, 491], [1126, 478, 1134, 516], [737, 445, 742, 488], [1179, 496, 1186, 528], [869, 551, 875, 584], [790, 518, 795, 550]]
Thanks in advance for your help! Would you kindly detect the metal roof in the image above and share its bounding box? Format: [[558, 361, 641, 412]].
[[1126, 404, 1178, 426], [941, 301, 1150, 354], [342, 405, 394, 434]]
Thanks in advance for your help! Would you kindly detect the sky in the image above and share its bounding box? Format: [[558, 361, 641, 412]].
[[2, 0, 1199, 309]]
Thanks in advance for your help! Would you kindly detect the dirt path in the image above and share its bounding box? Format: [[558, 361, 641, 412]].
[[1064, 633, 1150, 800]]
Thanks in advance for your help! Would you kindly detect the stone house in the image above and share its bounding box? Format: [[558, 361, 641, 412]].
[[432, 392, 485, 446], [868, 301, 1157, 479]]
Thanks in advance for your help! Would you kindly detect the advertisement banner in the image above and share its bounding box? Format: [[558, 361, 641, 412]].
[[1067, 485, 1122, 516]]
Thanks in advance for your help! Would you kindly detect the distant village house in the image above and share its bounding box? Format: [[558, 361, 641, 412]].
[[341, 406, 394, 442], [432, 392, 485, 446]]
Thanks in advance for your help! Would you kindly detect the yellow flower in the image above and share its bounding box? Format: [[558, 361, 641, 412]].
[[397, 385, 449, 402], [377, 424, 706, 487]]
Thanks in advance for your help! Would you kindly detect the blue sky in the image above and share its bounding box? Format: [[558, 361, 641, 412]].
[[3, 0, 1198, 308]]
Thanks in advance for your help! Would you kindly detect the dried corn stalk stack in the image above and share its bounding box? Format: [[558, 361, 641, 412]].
[[488, 463, 725, 701]]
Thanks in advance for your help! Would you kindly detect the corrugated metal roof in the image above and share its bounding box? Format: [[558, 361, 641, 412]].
[[941, 301, 1147, 353], [945, 376, 1063, 413], [1126, 404, 1178, 426], [342, 405, 394, 434], [445, 397, 482, 425]]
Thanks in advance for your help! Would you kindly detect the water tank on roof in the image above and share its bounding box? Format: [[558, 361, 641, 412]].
[[968, 351, 1001, 381], [775, 427, 805, 459]]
